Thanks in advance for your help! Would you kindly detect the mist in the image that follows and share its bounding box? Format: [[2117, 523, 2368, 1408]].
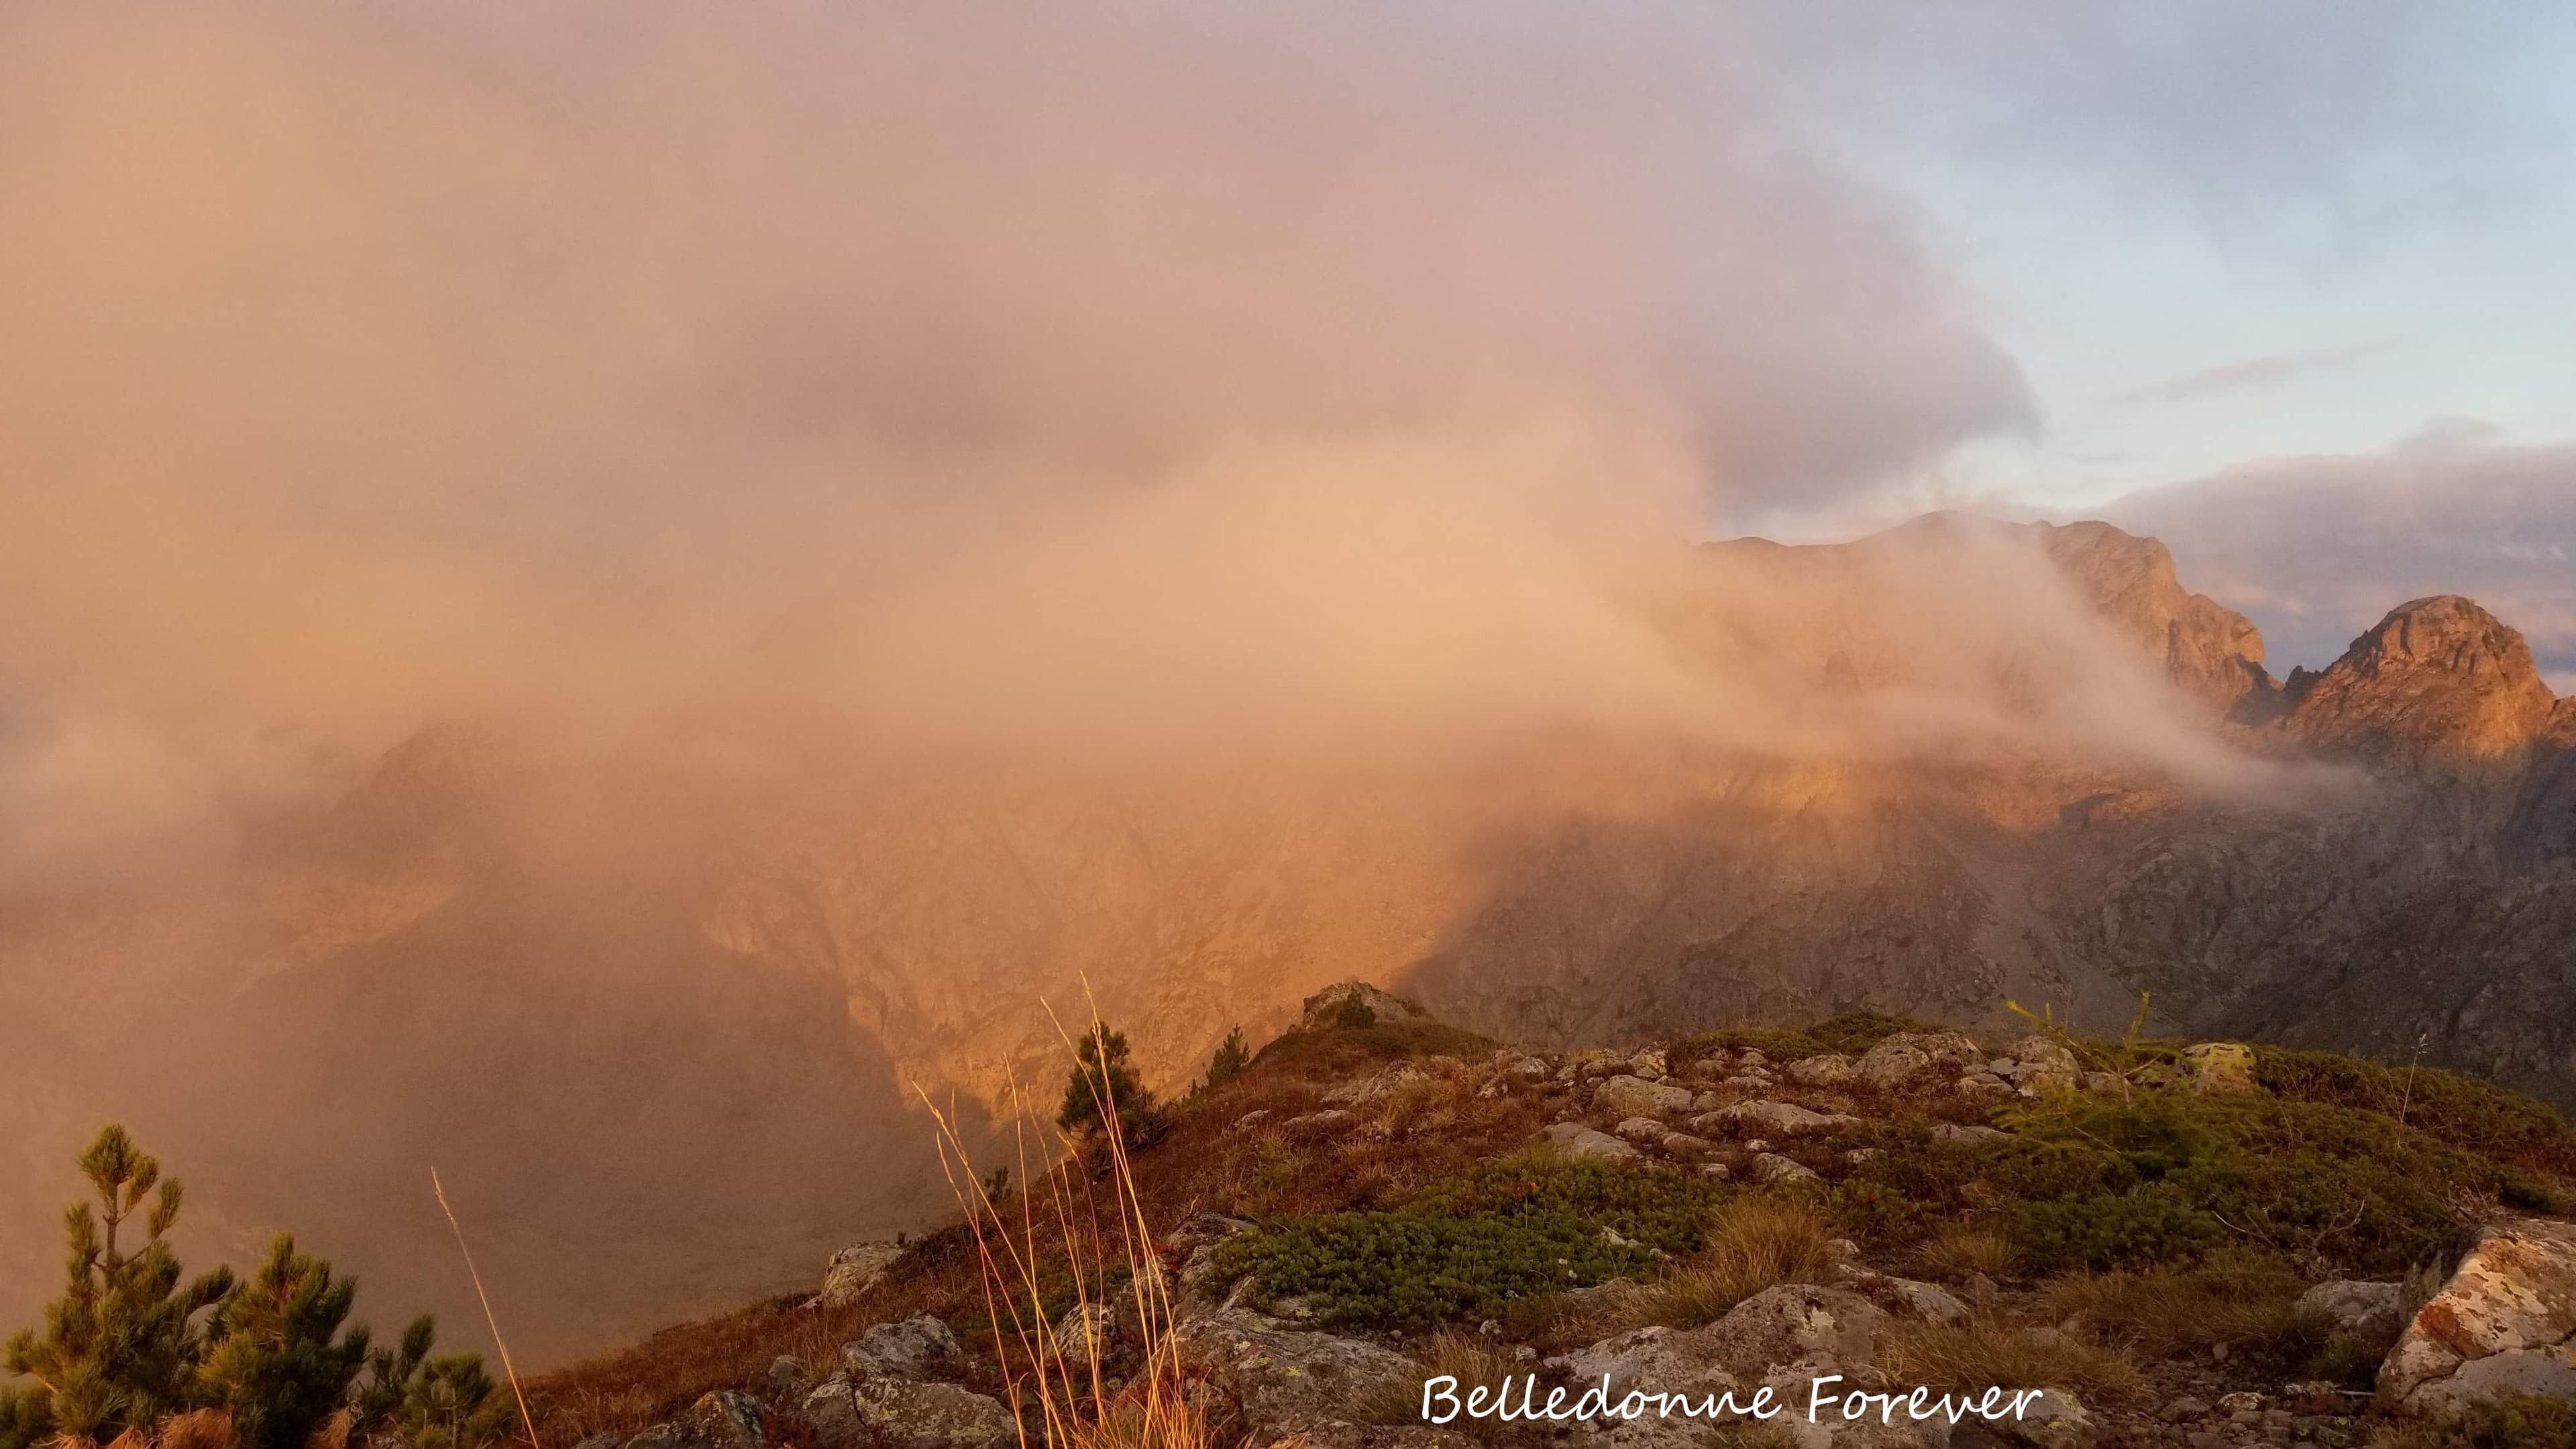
[[1, 2, 2323, 1363]]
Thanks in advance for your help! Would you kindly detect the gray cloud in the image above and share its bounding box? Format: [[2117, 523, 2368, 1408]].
[[2114, 339, 2404, 407], [2105, 428, 2576, 682]]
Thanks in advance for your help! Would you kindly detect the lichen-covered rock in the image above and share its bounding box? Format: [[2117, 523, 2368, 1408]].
[[1174, 1310, 1417, 1442], [842, 1313, 960, 1381], [1785, 1054, 1859, 1087], [1702, 1283, 1887, 1384], [804, 1377, 1016, 1449], [1628, 1049, 1670, 1080], [819, 1241, 904, 1307], [1987, 1388, 2093, 1447], [1322, 1061, 1431, 1106], [1723, 1100, 1862, 1138], [2001, 1036, 2081, 1093], [1845, 1272, 1969, 1325], [2379, 1218, 2576, 1420], [1614, 1116, 1668, 1144], [1299, 980, 1426, 1029], [1856, 1040, 1931, 1088], [672, 1391, 764, 1449], [765, 1354, 812, 1401], [1751, 1152, 1823, 1185], [2178, 1042, 2257, 1093], [1540, 1121, 1642, 1162], [1054, 1302, 1117, 1370], [1932, 1122, 2009, 1144], [1593, 1075, 1695, 1119], [1544, 1326, 1744, 1449]]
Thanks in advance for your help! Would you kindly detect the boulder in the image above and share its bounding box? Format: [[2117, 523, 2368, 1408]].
[[1932, 1123, 2009, 1145], [1614, 1116, 1669, 1144], [2178, 1042, 2258, 1093], [1751, 1152, 1823, 1186], [1986, 1388, 2093, 1447], [1702, 1283, 1887, 1384], [1723, 1100, 1861, 1138], [804, 1376, 1016, 1449], [1786, 1054, 1860, 1088], [1299, 980, 1426, 1029], [1629, 1049, 1670, 1080], [843, 1313, 959, 1380], [819, 1241, 904, 1307], [765, 1354, 812, 1401], [1322, 1061, 1430, 1106], [1055, 1302, 1117, 1370], [2297, 1279, 2404, 1352], [2379, 1218, 2576, 1421], [662, 1392, 763, 1449], [1658, 1131, 1715, 1157], [1856, 1040, 1931, 1088], [1174, 1309, 1417, 1443], [1544, 1326, 1743, 1449], [1593, 1075, 1695, 1120], [2001, 1036, 2081, 1093], [1845, 1272, 1969, 1325], [1541, 1121, 1642, 1162]]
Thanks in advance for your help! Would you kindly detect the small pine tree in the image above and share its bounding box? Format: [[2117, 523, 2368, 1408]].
[[394, 1355, 511, 1449], [1, 1126, 237, 1449], [193, 1235, 373, 1449], [1056, 1024, 1151, 1140], [1199, 1027, 1250, 1093]]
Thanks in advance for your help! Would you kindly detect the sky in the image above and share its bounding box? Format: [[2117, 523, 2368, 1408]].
[[1, 0, 2571, 832], [1710, 3, 2576, 681]]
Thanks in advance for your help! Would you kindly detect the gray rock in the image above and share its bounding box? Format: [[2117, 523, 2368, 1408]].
[[2002, 1035, 2082, 1093], [1055, 1301, 1117, 1370], [805, 1376, 1016, 1449], [2296, 1279, 2403, 1351], [1988, 1387, 2093, 1447], [1544, 1326, 1743, 1449], [819, 1241, 904, 1307], [1283, 1109, 1355, 1132], [1658, 1131, 1715, 1156], [765, 1354, 811, 1401], [1751, 1152, 1823, 1185], [1847, 1272, 1970, 1325], [1786, 1053, 1860, 1087], [2380, 1218, 2576, 1419], [1932, 1122, 2010, 1144], [1628, 1049, 1670, 1079], [1174, 1309, 1417, 1442], [843, 1313, 959, 1380], [1614, 1116, 1669, 1144], [1322, 1061, 1430, 1106], [1298, 980, 1426, 1029], [1540, 1121, 1642, 1162], [2178, 1042, 2258, 1093], [1702, 1283, 1887, 1384], [674, 1391, 764, 1449], [1723, 1099, 1862, 1137], [1857, 1040, 1932, 1088], [1593, 1074, 1695, 1119]]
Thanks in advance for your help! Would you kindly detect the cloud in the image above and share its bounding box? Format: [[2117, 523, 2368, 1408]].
[[2106, 428, 2576, 678], [0, 0, 2036, 845], [2114, 339, 2403, 406]]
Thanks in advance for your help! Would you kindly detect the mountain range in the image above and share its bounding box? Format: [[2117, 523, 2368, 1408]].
[[3, 513, 2569, 1363]]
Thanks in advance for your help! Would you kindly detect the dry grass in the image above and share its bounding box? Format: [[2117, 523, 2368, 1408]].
[[2040, 1264, 2309, 1361], [1913, 1226, 2018, 1283], [1553, 1197, 1839, 1340], [1355, 1333, 1530, 1442], [1884, 1313, 2144, 1404]]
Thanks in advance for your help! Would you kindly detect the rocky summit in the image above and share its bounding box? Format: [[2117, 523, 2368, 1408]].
[[528, 996, 2576, 1449]]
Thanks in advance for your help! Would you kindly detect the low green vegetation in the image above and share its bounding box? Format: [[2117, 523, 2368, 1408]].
[[0, 1126, 503, 1449], [1210, 1154, 1723, 1325], [1833, 1084, 2491, 1276]]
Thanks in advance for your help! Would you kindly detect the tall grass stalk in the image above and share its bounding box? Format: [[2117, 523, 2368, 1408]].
[[914, 997, 1220, 1449]]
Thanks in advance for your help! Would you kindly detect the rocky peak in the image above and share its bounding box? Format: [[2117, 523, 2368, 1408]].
[[2032, 519, 2273, 716], [2282, 594, 2559, 769]]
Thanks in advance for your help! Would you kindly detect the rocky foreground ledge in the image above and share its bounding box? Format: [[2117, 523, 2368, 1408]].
[[534, 985, 2576, 1449]]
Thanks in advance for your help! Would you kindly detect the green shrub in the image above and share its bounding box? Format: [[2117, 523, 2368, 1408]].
[[1213, 1158, 1725, 1325]]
